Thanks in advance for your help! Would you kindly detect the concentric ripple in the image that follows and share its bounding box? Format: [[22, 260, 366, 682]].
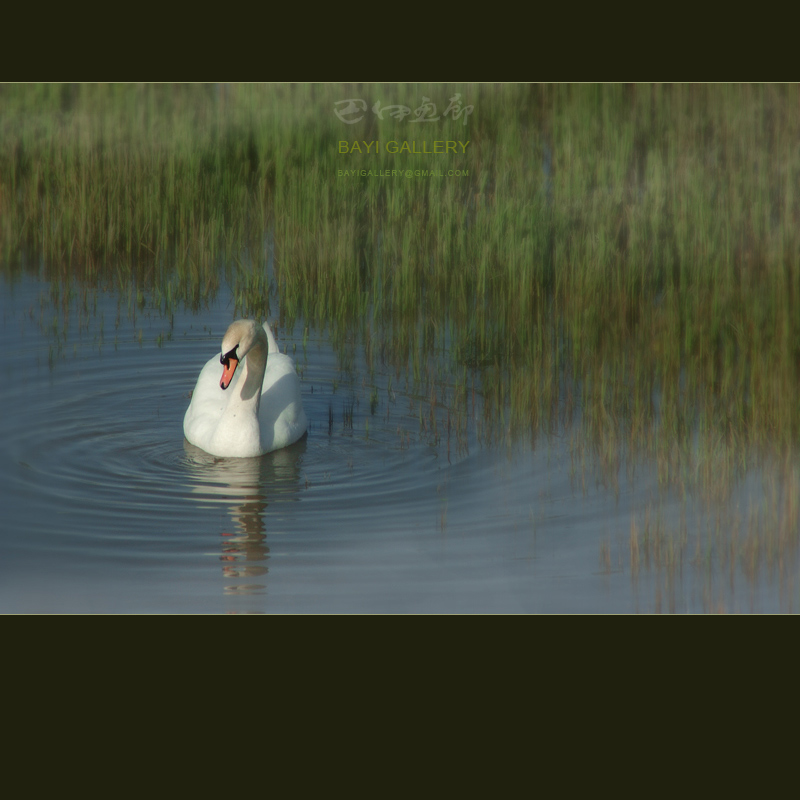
[[0, 283, 454, 612]]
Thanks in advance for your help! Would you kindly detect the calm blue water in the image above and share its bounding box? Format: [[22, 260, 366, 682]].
[[0, 273, 796, 612]]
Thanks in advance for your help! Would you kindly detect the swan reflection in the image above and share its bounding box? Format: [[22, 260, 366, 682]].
[[183, 437, 306, 595]]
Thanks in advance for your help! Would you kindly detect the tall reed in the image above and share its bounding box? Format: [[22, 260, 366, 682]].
[[3, 83, 800, 494]]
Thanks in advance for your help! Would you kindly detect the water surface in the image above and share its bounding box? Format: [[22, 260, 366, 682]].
[[0, 274, 796, 612]]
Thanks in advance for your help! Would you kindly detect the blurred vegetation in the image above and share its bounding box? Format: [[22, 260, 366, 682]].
[[2, 83, 800, 490]]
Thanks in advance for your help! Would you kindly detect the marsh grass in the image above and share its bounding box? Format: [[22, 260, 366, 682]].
[[3, 83, 800, 504], [623, 453, 800, 611]]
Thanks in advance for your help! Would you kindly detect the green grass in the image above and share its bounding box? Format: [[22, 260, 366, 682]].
[[3, 83, 800, 499]]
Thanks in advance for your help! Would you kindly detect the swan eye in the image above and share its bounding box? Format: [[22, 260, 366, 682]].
[[220, 346, 238, 367]]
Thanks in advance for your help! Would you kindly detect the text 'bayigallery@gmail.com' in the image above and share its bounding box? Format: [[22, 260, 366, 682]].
[[337, 168, 470, 179]]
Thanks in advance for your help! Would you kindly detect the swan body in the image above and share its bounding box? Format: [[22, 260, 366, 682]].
[[183, 320, 308, 457]]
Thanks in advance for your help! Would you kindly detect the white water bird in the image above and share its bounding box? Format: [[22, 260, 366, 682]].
[[184, 319, 308, 457]]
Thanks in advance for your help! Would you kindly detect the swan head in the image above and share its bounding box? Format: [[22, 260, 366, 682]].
[[219, 319, 263, 391]]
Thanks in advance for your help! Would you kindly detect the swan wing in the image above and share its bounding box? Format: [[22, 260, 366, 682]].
[[258, 353, 308, 452]]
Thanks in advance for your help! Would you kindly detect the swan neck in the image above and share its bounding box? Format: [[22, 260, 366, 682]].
[[235, 336, 267, 407]]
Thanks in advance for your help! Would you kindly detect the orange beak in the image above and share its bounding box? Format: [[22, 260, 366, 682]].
[[220, 356, 239, 390]]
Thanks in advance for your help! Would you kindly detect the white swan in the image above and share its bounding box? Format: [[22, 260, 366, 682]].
[[183, 319, 308, 458]]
